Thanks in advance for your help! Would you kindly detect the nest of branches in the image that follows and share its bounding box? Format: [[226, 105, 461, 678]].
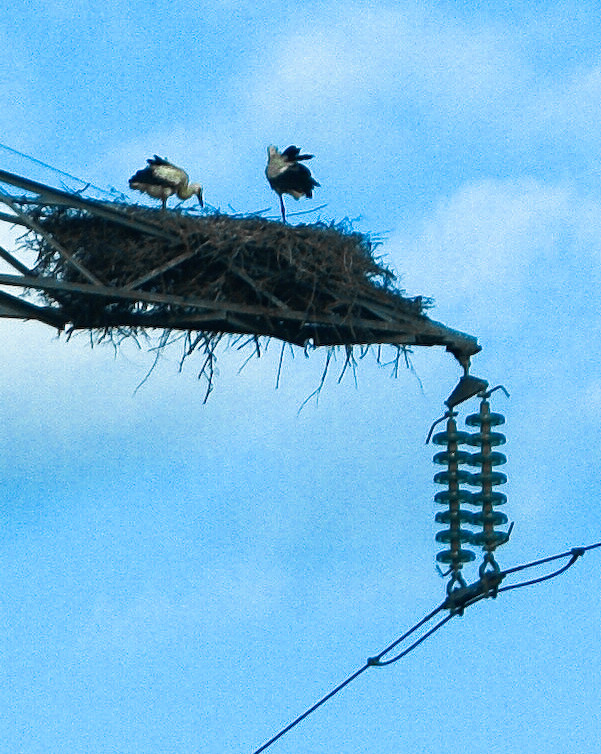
[[18, 203, 438, 397], [28, 205, 423, 319]]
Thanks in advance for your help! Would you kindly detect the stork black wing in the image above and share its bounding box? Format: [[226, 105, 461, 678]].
[[282, 146, 301, 160], [282, 146, 314, 162], [274, 162, 320, 197], [147, 155, 173, 167], [129, 166, 169, 187]]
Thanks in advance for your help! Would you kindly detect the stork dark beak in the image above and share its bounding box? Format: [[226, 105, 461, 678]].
[[198, 189, 204, 208]]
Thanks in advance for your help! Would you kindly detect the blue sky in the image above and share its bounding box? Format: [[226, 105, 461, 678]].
[[1, 2, 601, 752]]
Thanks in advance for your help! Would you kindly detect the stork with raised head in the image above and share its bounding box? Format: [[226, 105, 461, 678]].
[[129, 155, 203, 210], [265, 145, 320, 223]]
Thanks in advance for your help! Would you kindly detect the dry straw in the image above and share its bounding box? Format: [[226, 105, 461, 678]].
[[16, 203, 476, 398]]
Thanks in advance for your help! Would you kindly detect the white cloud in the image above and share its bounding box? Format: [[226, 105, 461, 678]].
[[56, 5, 601, 224], [389, 177, 601, 333], [536, 62, 601, 124], [240, 7, 529, 136], [81, 560, 288, 653]]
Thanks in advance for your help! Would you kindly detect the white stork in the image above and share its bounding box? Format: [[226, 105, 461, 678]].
[[265, 145, 320, 223], [129, 155, 203, 210]]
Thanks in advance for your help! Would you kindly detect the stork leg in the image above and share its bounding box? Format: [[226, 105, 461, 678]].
[[279, 195, 286, 224], [161, 197, 167, 211]]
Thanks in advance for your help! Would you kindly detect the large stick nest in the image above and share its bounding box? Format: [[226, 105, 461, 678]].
[[26, 205, 427, 333], [14, 203, 476, 397]]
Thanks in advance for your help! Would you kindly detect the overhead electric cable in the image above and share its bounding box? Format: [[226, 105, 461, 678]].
[[252, 541, 601, 754], [0, 142, 117, 199]]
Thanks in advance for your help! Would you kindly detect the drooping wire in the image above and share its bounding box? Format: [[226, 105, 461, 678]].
[[252, 602, 447, 754], [497, 558, 580, 593], [497, 543, 601, 592], [0, 142, 117, 199], [501, 543, 600, 575], [252, 664, 368, 754], [369, 612, 454, 667], [251, 541, 601, 754]]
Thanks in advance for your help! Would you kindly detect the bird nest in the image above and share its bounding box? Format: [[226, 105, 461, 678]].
[[15, 202, 475, 397], [28, 205, 416, 307]]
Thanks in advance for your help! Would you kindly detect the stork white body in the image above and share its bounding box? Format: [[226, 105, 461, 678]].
[[265, 145, 320, 223], [129, 155, 203, 210]]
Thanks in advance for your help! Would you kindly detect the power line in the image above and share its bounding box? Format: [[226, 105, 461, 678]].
[[252, 664, 370, 754], [251, 541, 601, 754], [0, 142, 117, 199], [252, 601, 448, 754]]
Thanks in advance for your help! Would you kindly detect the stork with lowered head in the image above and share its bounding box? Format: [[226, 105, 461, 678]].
[[129, 155, 203, 210], [265, 145, 320, 223]]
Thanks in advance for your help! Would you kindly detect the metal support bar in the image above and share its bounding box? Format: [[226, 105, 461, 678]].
[[0, 168, 176, 241], [0, 193, 104, 286], [0, 210, 28, 227], [124, 245, 208, 291], [0, 289, 66, 328], [0, 244, 33, 275]]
